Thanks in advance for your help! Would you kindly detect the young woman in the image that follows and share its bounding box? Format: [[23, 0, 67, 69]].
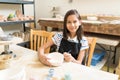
[[38, 9, 89, 66]]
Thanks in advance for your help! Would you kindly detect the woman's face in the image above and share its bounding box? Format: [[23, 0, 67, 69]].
[[66, 15, 81, 34]]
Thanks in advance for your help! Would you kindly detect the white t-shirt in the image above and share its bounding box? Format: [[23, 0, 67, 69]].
[[52, 32, 89, 51]]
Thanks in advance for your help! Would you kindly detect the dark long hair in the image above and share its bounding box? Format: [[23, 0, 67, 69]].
[[63, 9, 83, 42]]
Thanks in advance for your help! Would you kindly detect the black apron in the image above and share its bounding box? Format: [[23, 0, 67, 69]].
[[58, 38, 81, 59]]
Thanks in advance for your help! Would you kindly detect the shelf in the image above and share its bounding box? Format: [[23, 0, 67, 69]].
[[0, 0, 36, 32], [0, 0, 34, 4], [0, 20, 35, 26]]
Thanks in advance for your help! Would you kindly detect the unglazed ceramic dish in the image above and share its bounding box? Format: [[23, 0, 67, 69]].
[[47, 52, 64, 67]]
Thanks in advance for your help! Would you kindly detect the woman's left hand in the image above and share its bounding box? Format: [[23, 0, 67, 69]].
[[63, 52, 75, 62], [38, 54, 52, 66]]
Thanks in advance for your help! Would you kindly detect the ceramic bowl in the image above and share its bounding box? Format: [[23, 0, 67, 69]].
[[0, 66, 26, 80], [47, 52, 64, 66], [0, 35, 13, 41], [8, 66, 26, 80], [0, 54, 12, 70], [87, 16, 98, 21]]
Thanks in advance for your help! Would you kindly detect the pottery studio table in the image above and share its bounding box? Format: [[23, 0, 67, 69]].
[[0, 44, 119, 80]]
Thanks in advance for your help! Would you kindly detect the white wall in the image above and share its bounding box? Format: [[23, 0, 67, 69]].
[[36, 0, 120, 17], [1, 0, 120, 33], [35, 0, 120, 28], [35, 0, 120, 26]]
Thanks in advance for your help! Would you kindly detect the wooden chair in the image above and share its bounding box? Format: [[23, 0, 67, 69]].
[[85, 37, 97, 67], [30, 29, 54, 53]]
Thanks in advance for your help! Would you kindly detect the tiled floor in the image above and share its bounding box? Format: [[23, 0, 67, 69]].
[[101, 64, 120, 80], [101, 48, 120, 80]]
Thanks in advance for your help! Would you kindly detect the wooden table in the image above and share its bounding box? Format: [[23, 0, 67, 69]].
[[38, 18, 120, 39], [0, 45, 119, 80], [38, 18, 63, 30]]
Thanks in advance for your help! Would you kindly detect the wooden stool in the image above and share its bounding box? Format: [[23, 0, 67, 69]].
[[96, 38, 119, 72]]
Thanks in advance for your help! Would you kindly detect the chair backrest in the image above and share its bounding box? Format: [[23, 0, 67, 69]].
[[30, 29, 54, 53], [85, 37, 97, 66]]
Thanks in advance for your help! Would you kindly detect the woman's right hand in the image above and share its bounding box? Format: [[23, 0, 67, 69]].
[[38, 54, 52, 66], [63, 52, 75, 62]]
